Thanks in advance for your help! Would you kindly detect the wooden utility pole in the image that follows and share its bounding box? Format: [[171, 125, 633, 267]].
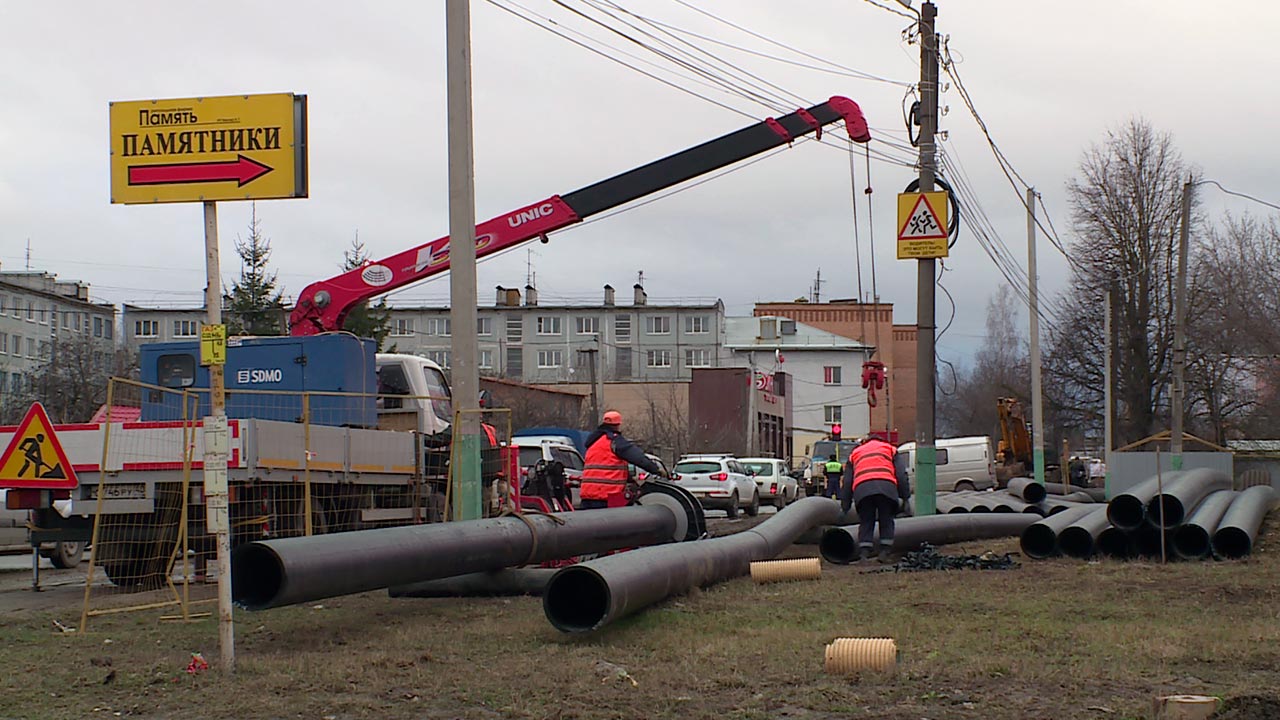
[[1171, 179, 1192, 470], [1103, 287, 1113, 498], [1027, 188, 1046, 485], [446, 0, 482, 520], [913, 2, 940, 515], [202, 201, 233, 671]]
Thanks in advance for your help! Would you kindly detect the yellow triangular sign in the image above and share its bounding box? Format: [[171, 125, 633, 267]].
[[0, 403, 78, 489], [898, 193, 948, 240]]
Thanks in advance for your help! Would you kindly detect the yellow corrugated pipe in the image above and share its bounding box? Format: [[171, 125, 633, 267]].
[[749, 557, 822, 583], [823, 638, 898, 674]]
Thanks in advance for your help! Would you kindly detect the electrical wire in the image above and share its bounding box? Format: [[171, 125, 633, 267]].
[[1199, 179, 1280, 213]]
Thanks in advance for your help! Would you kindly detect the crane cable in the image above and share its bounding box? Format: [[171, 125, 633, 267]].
[[849, 139, 888, 419]]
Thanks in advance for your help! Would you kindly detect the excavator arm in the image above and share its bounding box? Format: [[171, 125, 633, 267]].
[[289, 96, 871, 335]]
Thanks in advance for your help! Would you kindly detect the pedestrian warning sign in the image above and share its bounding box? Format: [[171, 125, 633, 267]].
[[896, 191, 949, 259], [0, 403, 77, 489]]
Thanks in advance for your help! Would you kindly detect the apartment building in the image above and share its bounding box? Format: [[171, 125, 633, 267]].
[[121, 304, 207, 348], [0, 271, 118, 395], [387, 284, 728, 384]]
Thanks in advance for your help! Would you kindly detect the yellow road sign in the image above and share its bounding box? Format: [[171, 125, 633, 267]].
[[201, 324, 227, 366], [110, 93, 308, 204], [0, 403, 77, 489], [896, 191, 949, 259]]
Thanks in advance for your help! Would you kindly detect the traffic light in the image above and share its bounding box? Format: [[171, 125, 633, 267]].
[[831, 423, 842, 441]]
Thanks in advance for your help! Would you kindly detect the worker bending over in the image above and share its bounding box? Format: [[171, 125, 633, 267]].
[[842, 435, 911, 562], [579, 410, 667, 509]]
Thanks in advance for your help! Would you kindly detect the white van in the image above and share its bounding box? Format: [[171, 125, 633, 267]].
[[897, 436, 996, 492]]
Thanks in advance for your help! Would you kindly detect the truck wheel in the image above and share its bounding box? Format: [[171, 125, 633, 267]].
[[774, 492, 786, 510], [725, 493, 739, 519], [954, 481, 976, 493], [98, 543, 168, 590], [746, 491, 761, 517], [47, 541, 84, 569]]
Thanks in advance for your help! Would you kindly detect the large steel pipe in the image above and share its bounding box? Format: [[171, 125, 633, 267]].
[[234, 504, 680, 610], [819, 513, 1036, 564], [1134, 525, 1174, 558], [1171, 490, 1237, 560], [389, 568, 557, 598], [1145, 469, 1231, 529], [1007, 478, 1047, 504], [1212, 485, 1278, 559], [1056, 509, 1113, 559], [542, 497, 839, 633], [1019, 506, 1101, 559], [1106, 471, 1186, 531]]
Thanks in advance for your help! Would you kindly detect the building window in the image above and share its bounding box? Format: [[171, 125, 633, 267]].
[[0, 297, 5, 315], [506, 317, 523, 343], [135, 320, 159, 338], [575, 316, 599, 335], [10, 297, 20, 319], [824, 405, 843, 424], [174, 320, 198, 338], [73, 313, 82, 332], [39, 304, 49, 325], [105, 320, 113, 340], [537, 349, 563, 368], [26, 300, 34, 322], [646, 316, 671, 335], [536, 316, 562, 335], [685, 315, 709, 334], [391, 318, 414, 337], [26, 337, 36, 358], [12, 335, 21, 357], [477, 317, 492, 336], [427, 317, 451, 336], [426, 350, 451, 368], [479, 350, 494, 370], [615, 348, 632, 378], [824, 366, 842, 385], [646, 349, 672, 368], [39, 341, 50, 359], [615, 315, 631, 344], [93, 317, 104, 338], [0, 334, 7, 354], [506, 347, 523, 379], [685, 349, 710, 368]]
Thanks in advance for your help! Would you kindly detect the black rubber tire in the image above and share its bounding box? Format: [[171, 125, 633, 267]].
[[47, 541, 84, 569], [774, 492, 786, 510], [746, 491, 760, 517], [954, 481, 976, 493], [725, 493, 739, 519]]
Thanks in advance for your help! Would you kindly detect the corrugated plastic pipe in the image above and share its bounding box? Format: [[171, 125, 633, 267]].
[[1212, 485, 1278, 559], [824, 638, 897, 674], [750, 557, 821, 584], [1171, 490, 1237, 560]]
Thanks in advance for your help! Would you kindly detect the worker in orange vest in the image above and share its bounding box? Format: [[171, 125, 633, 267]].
[[580, 410, 667, 509], [843, 435, 911, 562]]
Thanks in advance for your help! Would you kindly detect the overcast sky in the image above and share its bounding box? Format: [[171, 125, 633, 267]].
[[1, 1, 1276, 365]]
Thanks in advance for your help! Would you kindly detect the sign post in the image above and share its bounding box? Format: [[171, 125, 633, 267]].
[[110, 92, 308, 672]]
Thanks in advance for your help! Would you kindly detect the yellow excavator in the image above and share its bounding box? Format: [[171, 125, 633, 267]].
[[995, 397, 1059, 485]]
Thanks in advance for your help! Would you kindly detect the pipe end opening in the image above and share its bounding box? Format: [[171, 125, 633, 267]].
[[1057, 527, 1095, 559], [544, 566, 611, 633], [1020, 525, 1058, 559], [1107, 496, 1146, 530], [1173, 526, 1211, 560], [1097, 527, 1135, 558], [1213, 527, 1252, 559], [1147, 496, 1184, 529], [230, 543, 285, 610], [819, 528, 860, 565]]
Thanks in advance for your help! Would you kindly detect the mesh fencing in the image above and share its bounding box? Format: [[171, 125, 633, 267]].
[[80, 382, 502, 629]]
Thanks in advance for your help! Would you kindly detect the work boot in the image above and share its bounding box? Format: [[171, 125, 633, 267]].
[[877, 547, 893, 564], [858, 546, 874, 562]]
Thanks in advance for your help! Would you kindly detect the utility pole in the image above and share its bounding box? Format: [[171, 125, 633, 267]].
[[202, 201, 233, 671], [913, 2, 940, 515], [1027, 188, 1046, 485], [1103, 286, 1113, 498], [446, 0, 482, 520], [579, 339, 601, 425], [1171, 179, 1192, 470]]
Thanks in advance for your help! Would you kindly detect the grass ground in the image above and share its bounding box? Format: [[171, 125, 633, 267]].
[[3, 520, 1280, 720]]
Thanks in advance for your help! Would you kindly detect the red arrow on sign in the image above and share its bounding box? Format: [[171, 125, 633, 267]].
[[127, 154, 273, 187]]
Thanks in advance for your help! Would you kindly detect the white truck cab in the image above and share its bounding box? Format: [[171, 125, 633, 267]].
[[374, 354, 454, 436]]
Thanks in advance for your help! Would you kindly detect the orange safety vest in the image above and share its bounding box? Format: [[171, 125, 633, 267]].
[[848, 439, 897, 491], [581, 433, 630, 501]]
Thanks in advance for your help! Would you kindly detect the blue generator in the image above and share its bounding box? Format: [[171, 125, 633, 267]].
[[138, 334, 378, 428]]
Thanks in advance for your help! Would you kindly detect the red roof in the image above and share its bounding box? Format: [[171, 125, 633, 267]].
[[91, 405, 142, 423]]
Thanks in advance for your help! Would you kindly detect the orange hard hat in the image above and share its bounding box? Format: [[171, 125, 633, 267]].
[[603, 410, 623, 425]]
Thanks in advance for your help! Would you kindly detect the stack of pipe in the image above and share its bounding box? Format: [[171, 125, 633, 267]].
[[1019, 468, 1277, 561]]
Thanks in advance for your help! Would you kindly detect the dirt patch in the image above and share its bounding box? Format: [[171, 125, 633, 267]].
[[1217, 695, 1280, 720]]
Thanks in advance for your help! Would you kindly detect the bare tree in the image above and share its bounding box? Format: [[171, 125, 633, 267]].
[[940, 285, 1029, 438], [17, 335, 136, 424], [1045, 119, 1189, 446]]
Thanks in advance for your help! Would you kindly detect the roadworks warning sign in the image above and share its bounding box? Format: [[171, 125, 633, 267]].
[[0, 403, 77, 489]]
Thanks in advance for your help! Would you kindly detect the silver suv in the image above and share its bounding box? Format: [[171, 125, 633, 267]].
[[672, 455, 759, 518]]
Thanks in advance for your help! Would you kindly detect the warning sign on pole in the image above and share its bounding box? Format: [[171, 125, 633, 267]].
[[896, 191, 949, 259], [0, 403, 78, 489]]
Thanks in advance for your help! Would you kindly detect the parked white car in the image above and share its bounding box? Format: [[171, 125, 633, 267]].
[[672, 455, 759, 518], [739, 457, 798, 509], [0, 489, 85, 567]]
